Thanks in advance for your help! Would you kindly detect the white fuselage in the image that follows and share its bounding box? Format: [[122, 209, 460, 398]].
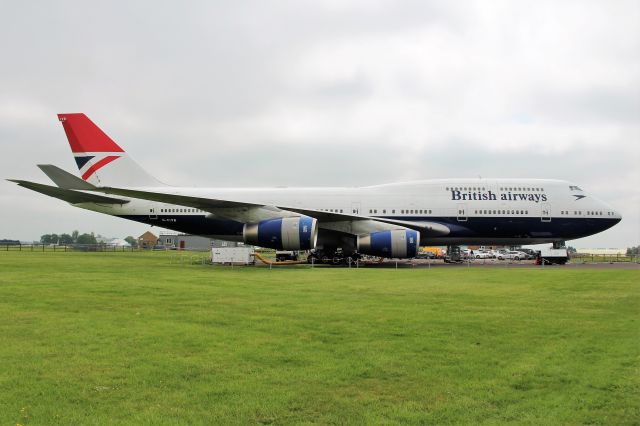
[[80, 178, 621, 246]]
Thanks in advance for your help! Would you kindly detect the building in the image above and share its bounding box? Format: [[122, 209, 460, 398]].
[[576, 248, 626, 256], [96, 236, 131, 247], [159, 233, 245, 251], [138, 231, 159, 249]]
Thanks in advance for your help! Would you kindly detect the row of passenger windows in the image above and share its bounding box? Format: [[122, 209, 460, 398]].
[[152, 207, 614, 218], [499, 187, 545, 192], [322, 209, 435, 215], [560, 210, 608, 216], [367, 209, 434, 215], [445, 186, 546, 192], [447, 187, 487, 191], [474, 209, 529, 215], [156, 208, 205, 213]]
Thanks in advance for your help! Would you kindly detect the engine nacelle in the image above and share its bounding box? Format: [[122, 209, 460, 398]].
[[243, 216, 318, 250], [357, 229, 420, 258]]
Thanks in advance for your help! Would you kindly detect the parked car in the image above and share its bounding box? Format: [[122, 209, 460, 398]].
[[497, 250, 526, 260], [516, 248, 537, 260], [487, 250, 500, 258], [416, 251, 437, 259], [475, 251, 493, 259]]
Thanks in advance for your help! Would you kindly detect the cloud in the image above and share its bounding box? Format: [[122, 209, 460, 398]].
[[0, 0, 637, 246]]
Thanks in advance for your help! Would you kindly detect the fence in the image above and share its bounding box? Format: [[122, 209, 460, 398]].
[[571, 253, 639, 263], [1, 244, 138, 252]]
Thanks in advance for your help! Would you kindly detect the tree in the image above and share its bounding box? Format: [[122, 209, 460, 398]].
[[40, 234, 52, 244], [59, 234, 74, 245], [72, 230, 79, 243], [50, 234, 59, 244], [567, 246, 577, 254], [76, 233, 97, 245], [627, 246, 639, 256], [124, 236, 138, 248]]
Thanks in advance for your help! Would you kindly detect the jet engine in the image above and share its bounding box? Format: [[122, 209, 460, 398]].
[[357, 229, 420, 258], [243, 216, 318, 250]]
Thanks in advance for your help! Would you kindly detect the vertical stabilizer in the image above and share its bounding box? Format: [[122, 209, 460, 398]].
[[57, 113, 163, 187]]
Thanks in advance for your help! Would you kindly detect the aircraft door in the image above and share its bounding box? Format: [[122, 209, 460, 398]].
[[541, 203, 551, 222], [351, 202, 361, 215], [149, 207, 157, 220], [457, 203, 467, 222]]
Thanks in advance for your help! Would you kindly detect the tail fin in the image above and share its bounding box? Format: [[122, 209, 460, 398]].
[[57, 113, 164, 187]]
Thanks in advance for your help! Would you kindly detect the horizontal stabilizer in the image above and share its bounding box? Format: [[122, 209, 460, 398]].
[[8, 180, 129, 205], [38, 164, 96, 190]]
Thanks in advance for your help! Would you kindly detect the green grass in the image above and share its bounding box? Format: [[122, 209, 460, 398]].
[[0, 252, 638, 425]]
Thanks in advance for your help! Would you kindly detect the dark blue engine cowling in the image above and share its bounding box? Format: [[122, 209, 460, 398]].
[[243, 216, 318, 250], [357, 229, 420, 258]]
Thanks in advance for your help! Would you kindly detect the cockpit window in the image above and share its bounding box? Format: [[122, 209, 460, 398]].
[[569, 185, 583, 191]]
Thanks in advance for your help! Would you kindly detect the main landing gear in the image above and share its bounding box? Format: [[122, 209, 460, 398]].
[[307, 250, 361, 265], [444, 246, 463, 263]]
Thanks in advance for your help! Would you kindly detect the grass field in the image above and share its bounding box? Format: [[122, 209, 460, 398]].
[[0, 251, 638, 425]]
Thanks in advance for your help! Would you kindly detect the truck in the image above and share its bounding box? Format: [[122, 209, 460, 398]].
[[419, 247, 444, 258], [534, 245, 569, 265], [211, 247, 255, 265]]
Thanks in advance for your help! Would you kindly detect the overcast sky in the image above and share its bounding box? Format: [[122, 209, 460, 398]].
[[0, 0, 638, 248]]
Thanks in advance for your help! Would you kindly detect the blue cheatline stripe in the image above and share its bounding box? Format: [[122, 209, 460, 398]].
[[258, 218, 283, 249], [298, 216, 313, 249], [74, 156, 94, 170], [370, 230, 392, 256], [406, 230, 418, 257]]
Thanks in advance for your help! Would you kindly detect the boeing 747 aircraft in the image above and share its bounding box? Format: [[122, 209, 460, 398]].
[[10, 114, 621, 262]]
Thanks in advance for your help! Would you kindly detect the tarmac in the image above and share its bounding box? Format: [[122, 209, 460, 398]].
[[348, 259, 640, 269]]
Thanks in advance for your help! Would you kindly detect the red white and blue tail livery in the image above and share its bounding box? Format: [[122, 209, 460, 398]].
[[58, 113, 161, 187]]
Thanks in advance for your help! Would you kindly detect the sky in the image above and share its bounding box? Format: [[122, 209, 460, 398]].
[[0, 0, 638, 248]]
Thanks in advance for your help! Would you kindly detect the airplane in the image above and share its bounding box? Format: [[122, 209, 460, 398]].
[[9, 113, 622, 263]]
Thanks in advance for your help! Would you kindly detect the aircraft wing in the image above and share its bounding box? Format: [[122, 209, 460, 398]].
[[8, 180, 130, 205], [95, 186, 261, 209], [90, 186, 449, 236]]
